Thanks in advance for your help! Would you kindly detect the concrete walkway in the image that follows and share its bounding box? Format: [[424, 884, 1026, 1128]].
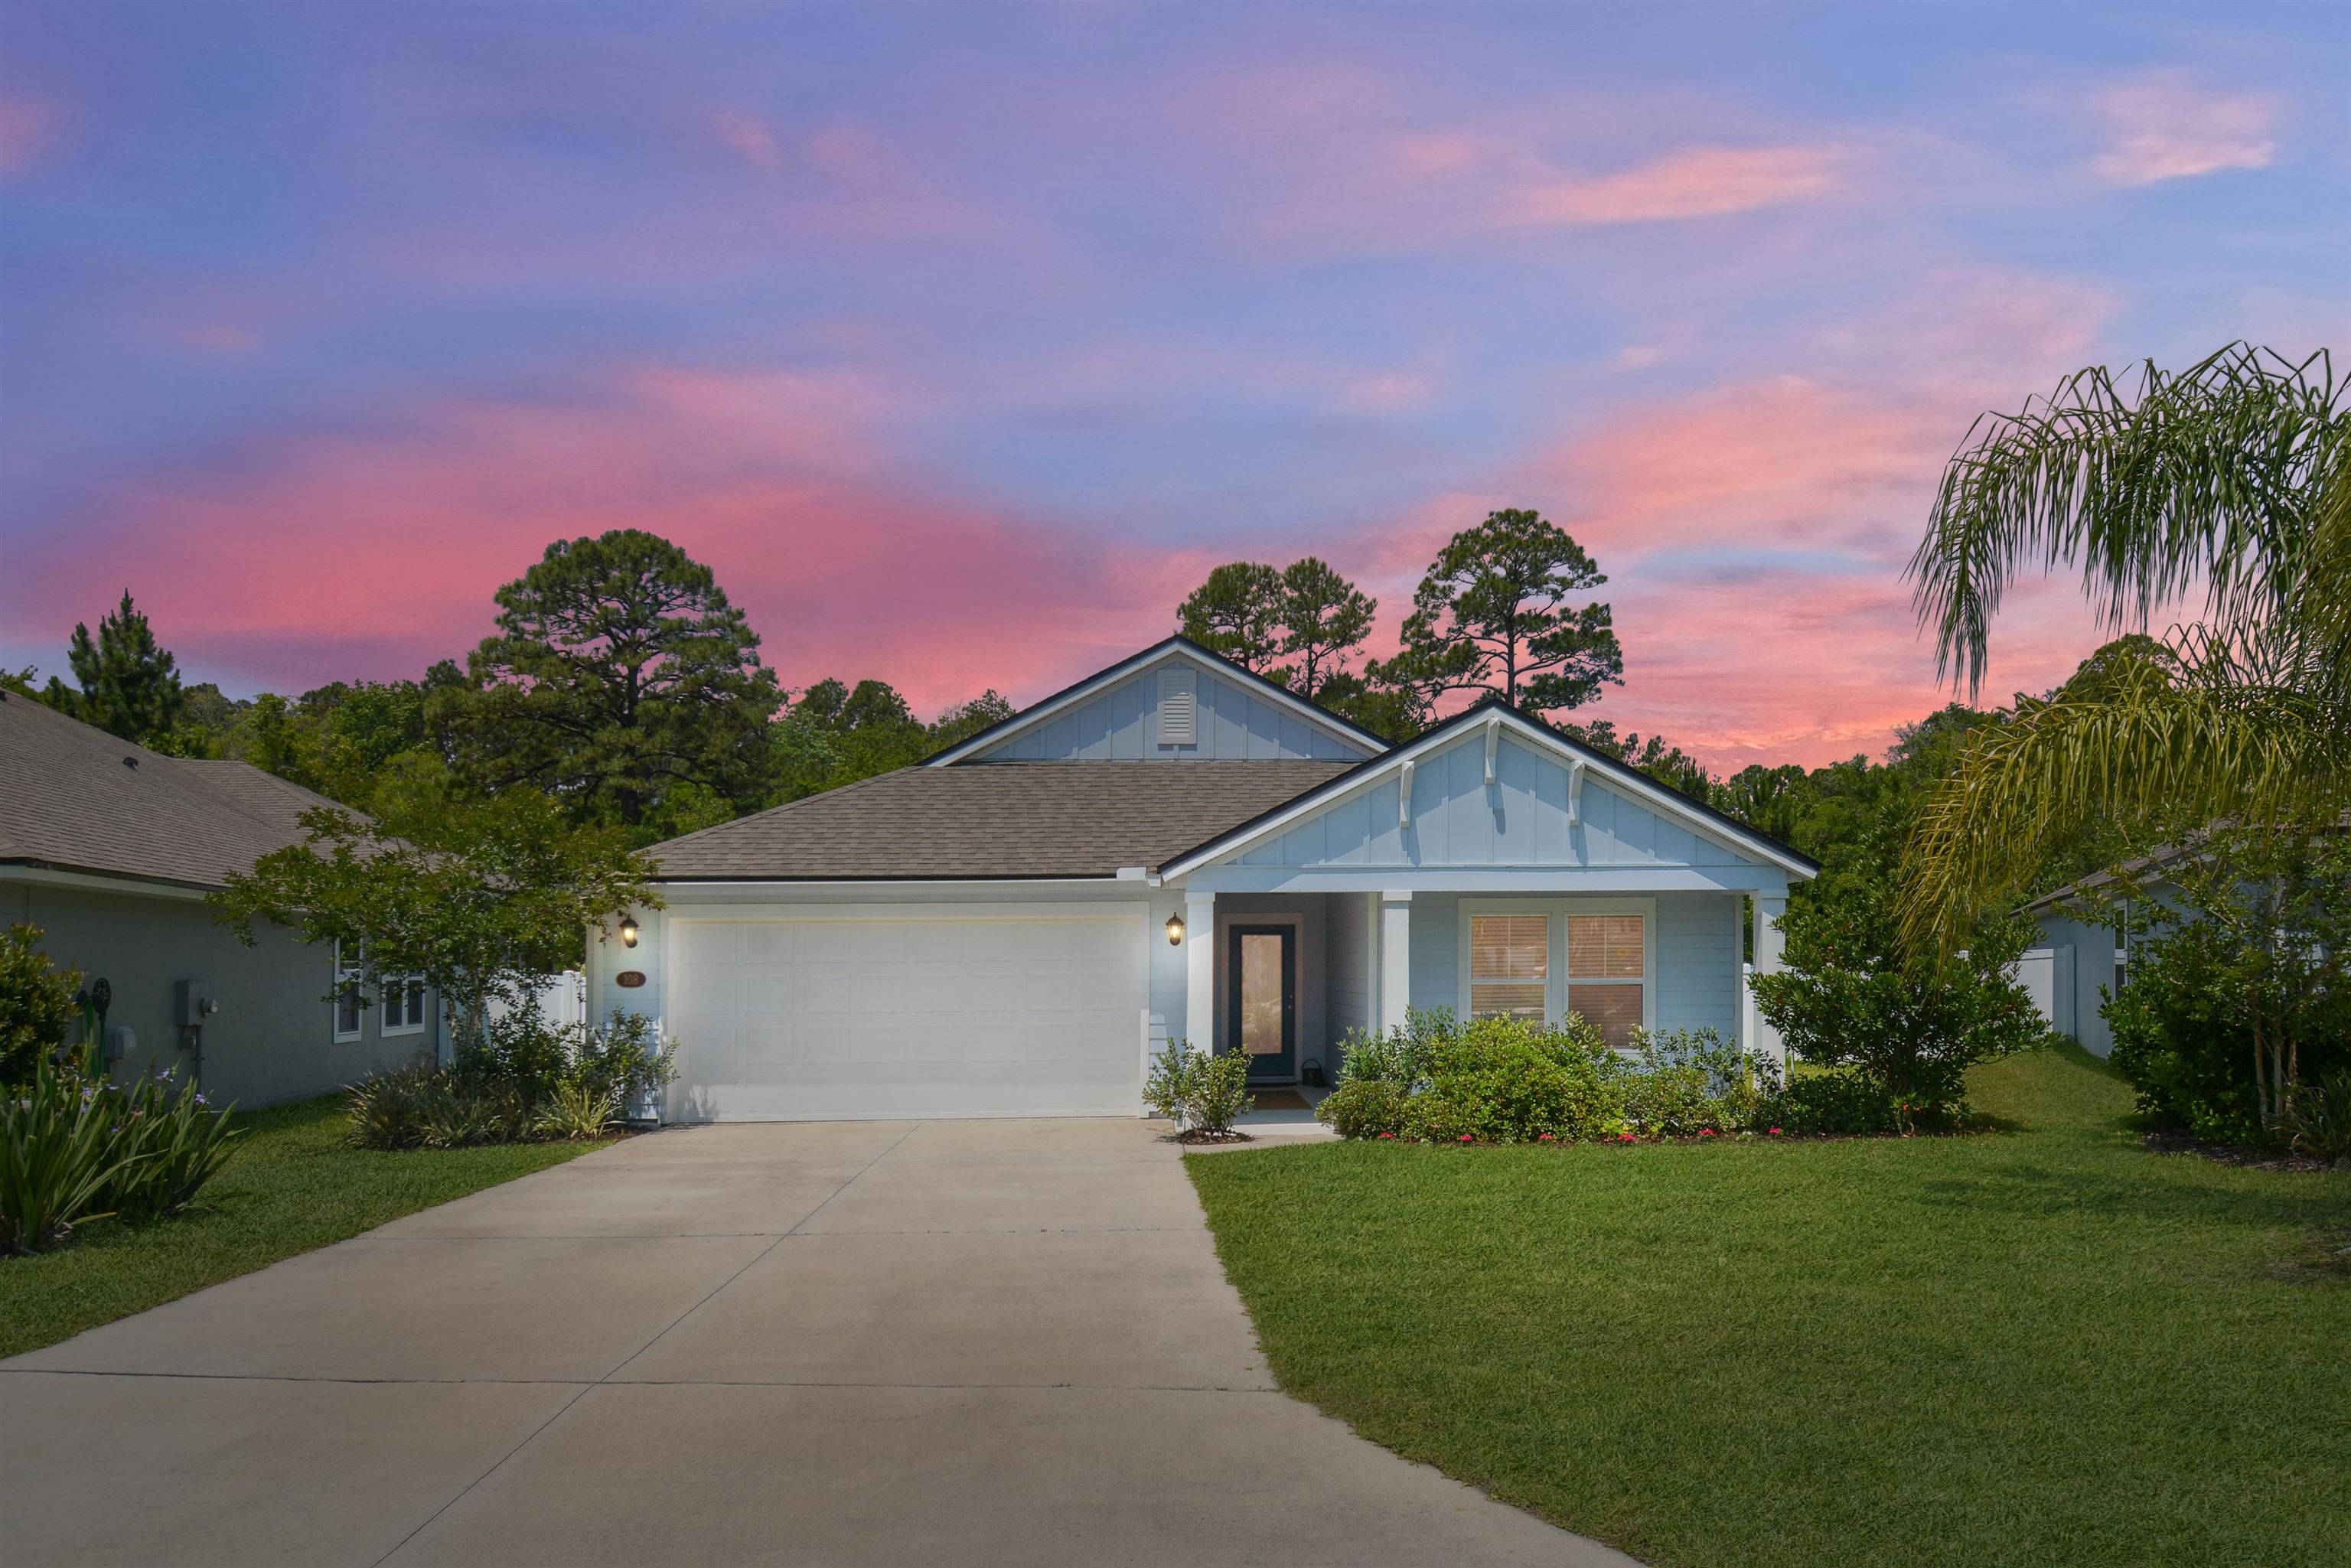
[[3, 1118, 1632, 1567]]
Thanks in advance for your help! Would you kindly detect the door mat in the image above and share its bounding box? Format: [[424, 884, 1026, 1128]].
[[1248, 1090, 1311, 1111]]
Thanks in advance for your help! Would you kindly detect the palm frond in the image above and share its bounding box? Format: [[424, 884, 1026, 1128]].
[[1900, 660, 2351, 955], [1910, 344, 2347, 697]]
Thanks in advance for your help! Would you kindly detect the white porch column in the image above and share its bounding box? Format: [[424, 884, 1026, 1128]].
[[1184, 892, 1216, 1055], [1749, 895, 1789, 1064], [1380, 890, 1413, 1033]]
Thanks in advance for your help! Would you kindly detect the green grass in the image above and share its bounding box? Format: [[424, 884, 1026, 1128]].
[[0, 1095, 604, 1358], [1188, 1047, 2351, 1568]]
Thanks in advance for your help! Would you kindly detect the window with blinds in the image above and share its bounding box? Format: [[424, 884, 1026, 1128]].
[[1566, 913, 1644, 1049], [1469, 914, 1548, 1022]]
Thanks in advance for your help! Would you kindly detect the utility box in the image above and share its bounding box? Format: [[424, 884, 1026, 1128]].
[[103, 1024, 135, 1063], [174, 980, 217, 1028]]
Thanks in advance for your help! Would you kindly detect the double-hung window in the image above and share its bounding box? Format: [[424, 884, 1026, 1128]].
[[1468, 915, 1549, 1022], [1566, 914, 1645, 1051], [332, 941, 364, 1042], [382, 973, 429, 1035], [1462, 902, 1653, 1051]]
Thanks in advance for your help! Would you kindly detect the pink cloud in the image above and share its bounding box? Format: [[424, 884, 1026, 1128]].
[[8, 368, 1176, 716], [2090, 72, 2278, 186], [1508, 145, 1850, 227], [712, 111, 783, 171], [0, 94, 62, 176]]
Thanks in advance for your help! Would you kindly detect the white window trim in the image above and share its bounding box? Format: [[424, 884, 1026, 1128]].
[[381, 972, 429, 1037], [1458, 897, 1657, 1038], [331, 940, 365, 1043]]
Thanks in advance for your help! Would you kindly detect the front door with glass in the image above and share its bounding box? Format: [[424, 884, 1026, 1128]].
[[1227, 924, 1296, 1081]]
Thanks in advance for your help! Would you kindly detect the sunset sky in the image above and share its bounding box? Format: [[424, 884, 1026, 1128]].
[[3, 2, 2344, 769]]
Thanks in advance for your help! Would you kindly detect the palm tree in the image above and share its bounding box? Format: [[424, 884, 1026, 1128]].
[[1902, 344, 2351, 955]]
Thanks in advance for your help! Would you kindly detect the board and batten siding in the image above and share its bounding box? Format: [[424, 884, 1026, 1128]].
[[1231, 732, 1751, 869], [974, 654, 1371, 763], [1325, 891, 1374, 1048]]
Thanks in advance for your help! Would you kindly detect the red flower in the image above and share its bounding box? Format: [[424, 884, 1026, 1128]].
[[1769, 1127, 1782, 1136], [1377, 1132, 1396, 1139], [1537, 1133, 1555, 1142], [1699, 1129, 1716, 1137], [1459, 1133, 1475, 1143], [1619, 1131, 1635, 1142]]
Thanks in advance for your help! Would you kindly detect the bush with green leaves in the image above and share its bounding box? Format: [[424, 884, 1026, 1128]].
[[93, 1066, 242, 1221], [0, 924, 81, 1090], [1751, 881, 2044, 1125], [1758, 1071, 1906, 1136], [1321, 1012, 1785, 1143], [349, 1010, 674, 1149], [1143, 1041, 1257, 1136], [2279, 1071, 2351, 1168]]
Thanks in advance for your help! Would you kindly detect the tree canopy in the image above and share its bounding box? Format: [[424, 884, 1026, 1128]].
[[211, 787, 657, 1049], [1176, 562, 1287, 674], [41, 592, 185, 748], [439, 530, 781, 836], [1378, 509, 1622, 718]]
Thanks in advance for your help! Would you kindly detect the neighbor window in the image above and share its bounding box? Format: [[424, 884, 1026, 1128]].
[[1567, 914, 1645, 1050], [1469, 914, 1549, 1022], [381, 972, 428, 1035], [332, 941, 364, 1042]]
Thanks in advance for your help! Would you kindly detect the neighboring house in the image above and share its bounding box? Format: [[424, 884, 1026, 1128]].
[[0, 689, 441, 1103], [2022, 846, 2188, 1058], [592, 637, 1818, 1122]]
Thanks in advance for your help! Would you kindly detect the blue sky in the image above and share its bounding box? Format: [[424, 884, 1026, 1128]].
[[3, 2, 2343, 764]]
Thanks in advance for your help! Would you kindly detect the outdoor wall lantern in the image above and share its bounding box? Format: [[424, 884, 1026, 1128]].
[[619, 915, 640, 949], [1166, 912, 1185, 946]]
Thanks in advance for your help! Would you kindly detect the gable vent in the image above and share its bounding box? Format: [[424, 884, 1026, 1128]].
[[1156, 668, 1198, 747]]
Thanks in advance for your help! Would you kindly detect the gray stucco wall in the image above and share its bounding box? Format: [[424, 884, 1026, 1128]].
[[9, 879, 438, 1107]]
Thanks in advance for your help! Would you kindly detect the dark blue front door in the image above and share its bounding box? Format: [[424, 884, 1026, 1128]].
[[1228, 924, 1296, 1081]]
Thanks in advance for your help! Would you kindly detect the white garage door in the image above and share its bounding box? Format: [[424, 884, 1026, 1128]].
[[665, 906, 1149, 1121]]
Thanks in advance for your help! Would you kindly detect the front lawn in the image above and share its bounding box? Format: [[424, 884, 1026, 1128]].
[[0, 1094, 605, 1358], [1188, 1047, 2351, 1568]]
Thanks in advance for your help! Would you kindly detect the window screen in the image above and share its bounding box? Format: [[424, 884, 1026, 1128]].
[[1469, 914, 1548, 1021]]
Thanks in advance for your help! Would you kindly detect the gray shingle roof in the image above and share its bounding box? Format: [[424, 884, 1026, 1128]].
[[651, 761, 1357, 880], [0, 690, 344, 890]]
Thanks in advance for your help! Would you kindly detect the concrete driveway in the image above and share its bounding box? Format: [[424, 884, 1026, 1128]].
[[2, 1118, 1632, 1567]]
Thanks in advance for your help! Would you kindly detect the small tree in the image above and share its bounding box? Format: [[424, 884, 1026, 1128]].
[[43, 592, 187, 747], [1177, 562, 1287, 676], [2106, 826, 2351, 1133], [1377, 509, 1623, 717], [1751, 882, 2045, 1124], [212, 786, 657, 1051], [0, 925, 81, 1088]]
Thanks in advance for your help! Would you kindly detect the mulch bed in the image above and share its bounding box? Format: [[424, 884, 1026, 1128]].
[[2143, 1128, 2341, 1173], [1172, 1128, 1255, 1145]]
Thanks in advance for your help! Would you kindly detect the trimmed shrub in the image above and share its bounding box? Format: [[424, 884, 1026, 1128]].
[[1316, 1078, 1411, 1139], [1401, 1017, 1624, 1143], [1760, 1071, 1905, 1136]]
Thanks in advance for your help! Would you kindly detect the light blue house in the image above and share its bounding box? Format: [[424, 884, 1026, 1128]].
[[595, 638, 1818, 1121]]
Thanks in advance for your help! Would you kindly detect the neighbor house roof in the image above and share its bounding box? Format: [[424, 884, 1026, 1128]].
[[650, 761, 1358, 881], [0, 689, 343, 892]]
